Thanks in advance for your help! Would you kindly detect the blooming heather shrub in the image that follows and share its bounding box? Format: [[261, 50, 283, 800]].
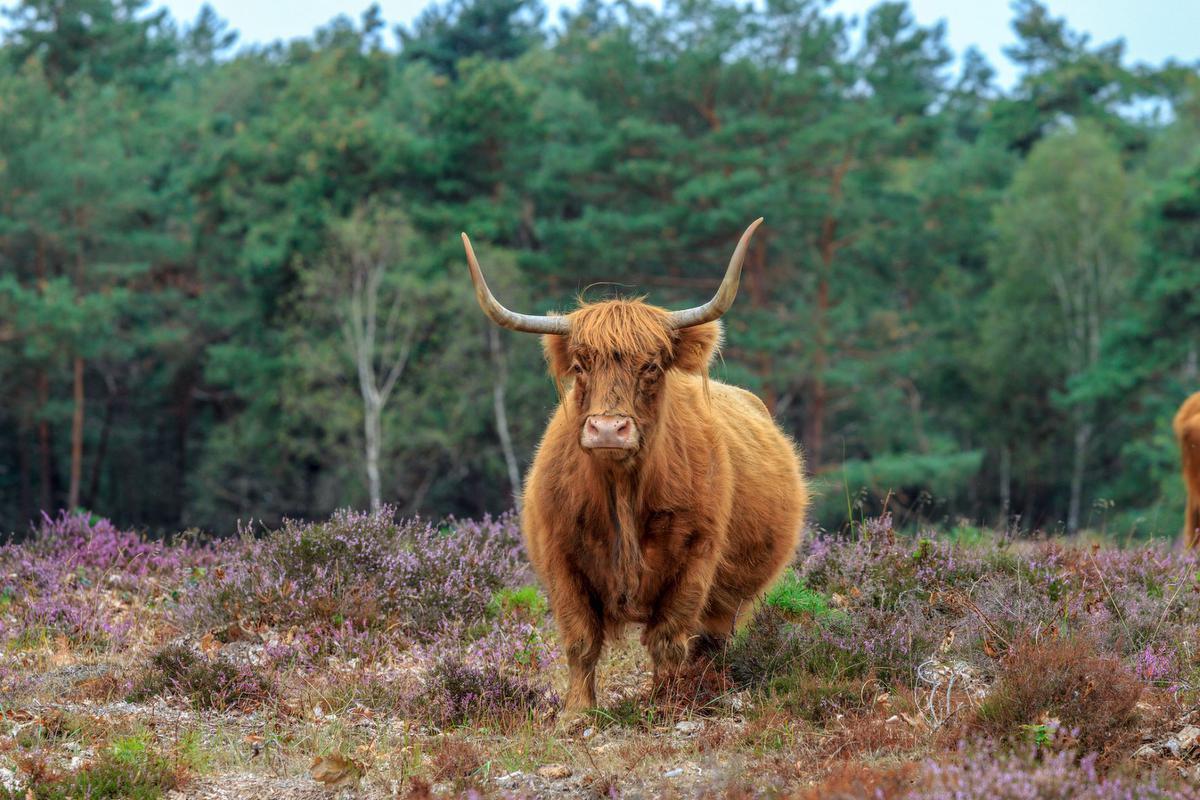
[[1134, 644, 1176, 683], [464, 620, 558, 672], [903, 748, 1194, 800], [765, 517, 1200, 695], [0, 512, 213, 649], [15, 511, 203, 576], [422, 656, 558, 727], [725, 518, 976, 689], [177, 508, 529, 652], [799, 516, 988, 607], [416, 620, 559, 727]]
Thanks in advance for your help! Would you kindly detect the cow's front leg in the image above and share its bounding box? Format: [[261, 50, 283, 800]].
[[564, 631, 603, 713], [641, 528, 719, 680], [548, 574, 605, 714]]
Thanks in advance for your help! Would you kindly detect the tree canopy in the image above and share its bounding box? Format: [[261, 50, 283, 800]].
[[0, 0, 1197, 535]]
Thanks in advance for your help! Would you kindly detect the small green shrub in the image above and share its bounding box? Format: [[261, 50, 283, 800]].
[[110, 733, 152, 767], [587, 696, 662, 731], [487, 585, 547, 621], [7, 733, 179, 800], [764, 571, 837, 618]]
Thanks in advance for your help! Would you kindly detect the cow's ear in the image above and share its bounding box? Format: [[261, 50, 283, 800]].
[[543, 334, 572, 377], [671, 321, 722, 373]]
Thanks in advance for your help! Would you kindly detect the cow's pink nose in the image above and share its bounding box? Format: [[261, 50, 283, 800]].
[[582, 415, 637, 449]]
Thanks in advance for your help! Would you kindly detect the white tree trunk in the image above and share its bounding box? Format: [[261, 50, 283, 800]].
[[345, 263, 412, 513], [328, 208, 420, 513], [363, 394, 382, 512]]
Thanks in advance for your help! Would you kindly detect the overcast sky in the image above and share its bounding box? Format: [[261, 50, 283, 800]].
[[159, 0, 1199, 87]]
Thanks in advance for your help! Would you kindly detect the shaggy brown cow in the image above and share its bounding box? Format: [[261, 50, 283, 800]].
[[1175, 391, 1200, 549], [461, 220, 809, 712]]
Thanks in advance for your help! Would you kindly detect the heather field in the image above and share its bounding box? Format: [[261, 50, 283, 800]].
[[3, 512, 1200, 799]]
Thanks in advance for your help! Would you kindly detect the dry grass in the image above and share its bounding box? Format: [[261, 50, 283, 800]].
[[972, 634, 1143, 762]]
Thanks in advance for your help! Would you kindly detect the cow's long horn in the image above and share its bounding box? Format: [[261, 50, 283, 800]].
[[666, 218, 763, 330], [462, 233, 569, 335]]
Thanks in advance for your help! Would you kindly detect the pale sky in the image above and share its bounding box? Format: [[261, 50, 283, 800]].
[[160, 0, 1199, 88]]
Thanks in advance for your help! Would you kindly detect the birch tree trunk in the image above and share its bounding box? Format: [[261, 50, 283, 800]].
[[362, 391, 383, 512], [995, 126, 1133, 534], [347, 265, 410, 513], [334, 207, 415, 513]]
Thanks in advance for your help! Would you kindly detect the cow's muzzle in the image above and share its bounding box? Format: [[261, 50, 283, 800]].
[[581, 415, 638, 451]]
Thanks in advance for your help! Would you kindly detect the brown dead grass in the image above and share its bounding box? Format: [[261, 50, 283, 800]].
[[650, 654, 736, 717], [429, 736, 484, 788], [795, 761, 920, 800], [971, 633, 1143, 763]]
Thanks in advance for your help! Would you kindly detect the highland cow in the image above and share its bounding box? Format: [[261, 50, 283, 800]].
[[1175, 391, 1200, 549], [461, 219, 809, 713]]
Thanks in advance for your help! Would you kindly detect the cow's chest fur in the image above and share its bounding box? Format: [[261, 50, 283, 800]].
[[571, 484, 696, 625]]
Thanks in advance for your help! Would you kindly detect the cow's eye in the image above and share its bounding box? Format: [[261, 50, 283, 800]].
[[641, 363, 661, 380], [571, 362, 585, 375]]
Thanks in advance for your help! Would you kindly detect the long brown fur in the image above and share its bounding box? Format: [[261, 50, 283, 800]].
[[1174, 392, 1200, 549], [521, 299, 809, 712]]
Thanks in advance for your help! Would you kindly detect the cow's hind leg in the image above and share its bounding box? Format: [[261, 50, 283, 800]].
[[644, 552, 720, 680], [690, 601, 739, 661]]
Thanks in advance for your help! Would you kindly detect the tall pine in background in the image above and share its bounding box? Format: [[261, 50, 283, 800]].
[[0, 0, 1196, 534]]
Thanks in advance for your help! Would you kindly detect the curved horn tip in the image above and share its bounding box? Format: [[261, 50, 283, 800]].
[[458, 230, 570, 335]]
